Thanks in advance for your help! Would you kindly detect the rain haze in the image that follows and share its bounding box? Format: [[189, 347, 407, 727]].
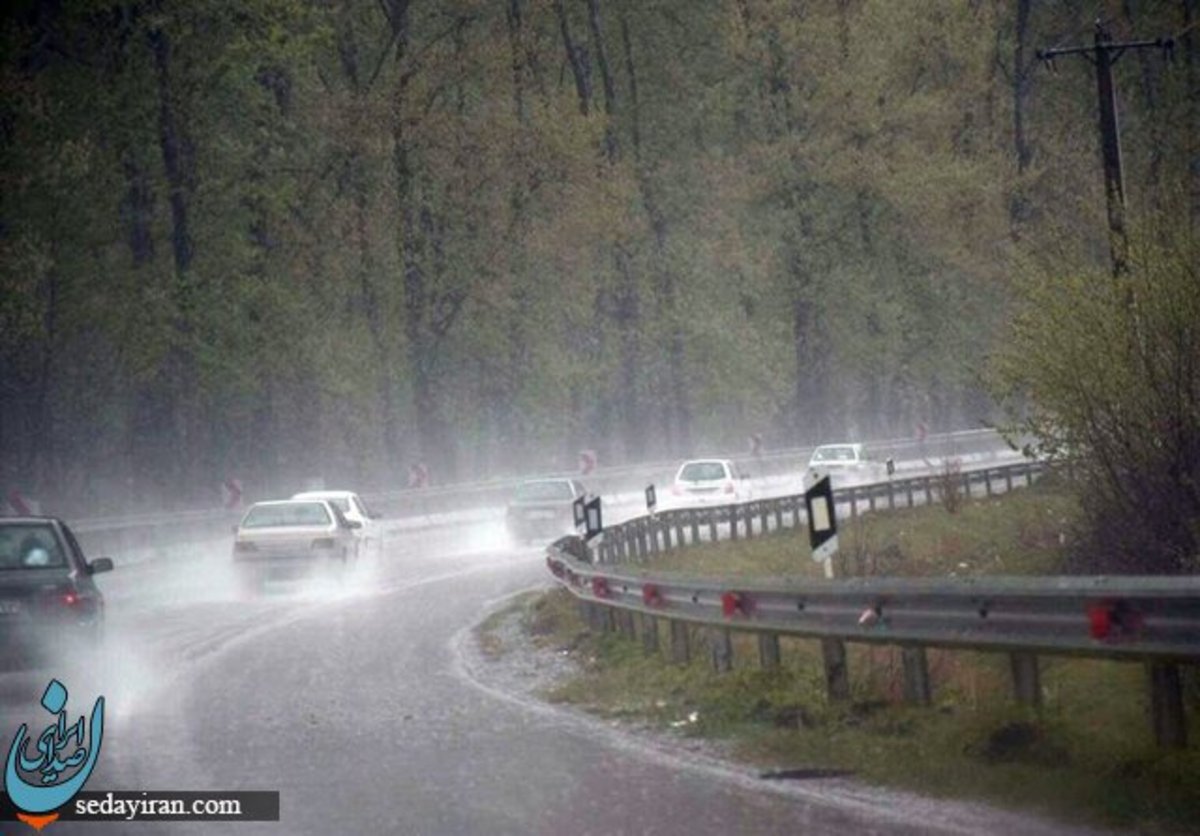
[[0, 1, 1197, 834]]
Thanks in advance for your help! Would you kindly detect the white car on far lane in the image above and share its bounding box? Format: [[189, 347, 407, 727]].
[[669, 459, 754, 508], [292, 490, 381, 558]]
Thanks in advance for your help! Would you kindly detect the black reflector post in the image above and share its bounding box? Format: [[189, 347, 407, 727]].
[[805, 475, 838, 578], [584, 496, 603, 541]]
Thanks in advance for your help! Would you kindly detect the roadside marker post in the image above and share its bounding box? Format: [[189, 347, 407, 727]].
[[805, 475, 838, 579], [573, 495, 587, 532], [221, 478, 243, 510], [584, 497, 603, 542], [804, 473, 850, 699], [645, 484, 656, 515]]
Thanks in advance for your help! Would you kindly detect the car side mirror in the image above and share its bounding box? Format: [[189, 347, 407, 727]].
[[89, 557, 114, 575], [345, 520, 363, 530]]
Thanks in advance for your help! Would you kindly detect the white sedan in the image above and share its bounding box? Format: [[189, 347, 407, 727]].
[[292, 490, 381, 559]]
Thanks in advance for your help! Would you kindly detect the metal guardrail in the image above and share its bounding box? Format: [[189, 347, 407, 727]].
[[545, 460, 1199, 749], [547, 547, 1200, 662], [591, 460, 1051, 564]]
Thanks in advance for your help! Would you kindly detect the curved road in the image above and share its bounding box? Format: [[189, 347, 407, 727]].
[[0, 525, 1091, 835]]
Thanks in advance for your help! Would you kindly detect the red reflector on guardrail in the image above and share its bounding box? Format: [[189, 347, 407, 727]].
[[721, 591, 747, 618], [642, 584, 662, 607], [592, 577, 610, 599], [1088, 603, 1113, 639]]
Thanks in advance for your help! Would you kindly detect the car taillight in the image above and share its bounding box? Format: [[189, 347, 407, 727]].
[[311, 538, 335, 550], [234, 541, 257, 553], [723, 481, 735, 494], [62, 591, 79, 606]]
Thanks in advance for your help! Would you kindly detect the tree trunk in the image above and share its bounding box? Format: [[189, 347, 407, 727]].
[[620, 9, 691, 455], [554, 0, 591, 116]]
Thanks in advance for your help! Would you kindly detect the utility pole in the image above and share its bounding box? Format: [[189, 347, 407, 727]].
[[1038, 21, 1174, 277]]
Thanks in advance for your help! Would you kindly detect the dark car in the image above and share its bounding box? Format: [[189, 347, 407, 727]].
[[0, 517, 113, 663], [506, 479, 588, 544]]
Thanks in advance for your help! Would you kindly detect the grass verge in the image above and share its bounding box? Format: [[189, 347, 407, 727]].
[[492, 481, 1200, 833]]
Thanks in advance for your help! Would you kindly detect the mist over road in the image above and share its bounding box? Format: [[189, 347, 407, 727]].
[[0, 519, 1087, 836]]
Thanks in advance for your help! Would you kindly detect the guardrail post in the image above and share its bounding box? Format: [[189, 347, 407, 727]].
[[617, 609, 636, 639], [640, 614, 659, 655], [760, 502, 770, 534], [674, 515, 686, 547], [820, 638, 850, 702], [710, 628, 734, 673], [708, 510, 718, 543], [905, 481, 914, 508], [758, 633, 781, 669], [662, 517, 673, 551], [690, 512, 701, 544], [774, 499, 784, 531], [849, 489, 858, 519], [923, 476, 934, 505], [1004, 468, 1013, 493], [1148, 662, 1188, 748], [887, 483, 896, 510], [868, 488, 877, 513], [792, 494, 803, 527], [1009, 652, 1041, 708], [584, 602, 608, 633], [901, 647, 932, 706], [984, 469, 993, 497], [729, 508, 738, 541], [669, 620, 690, 664]]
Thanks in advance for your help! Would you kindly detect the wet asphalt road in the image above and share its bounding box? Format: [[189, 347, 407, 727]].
[[0, 525, 1095, 836]]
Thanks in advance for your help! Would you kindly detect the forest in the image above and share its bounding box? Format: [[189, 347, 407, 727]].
[[1, 0, 1196, 512]]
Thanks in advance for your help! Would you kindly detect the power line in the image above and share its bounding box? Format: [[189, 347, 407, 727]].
[[1037, 20, 1175, 278]]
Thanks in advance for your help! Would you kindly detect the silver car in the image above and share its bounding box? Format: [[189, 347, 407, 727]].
[[232, 500, 361, 594]]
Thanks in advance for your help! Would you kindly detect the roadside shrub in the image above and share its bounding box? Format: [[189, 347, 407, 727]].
[[936, 458, 965, 515], [992, 214, 1200, 574]]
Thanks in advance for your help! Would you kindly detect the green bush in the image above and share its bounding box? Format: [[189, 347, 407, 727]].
[[993, 215, 1200, 574]]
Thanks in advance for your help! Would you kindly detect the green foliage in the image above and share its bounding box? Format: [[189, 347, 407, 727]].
[[993, 216, 1200, 573], [0, 0, 1194, 510]]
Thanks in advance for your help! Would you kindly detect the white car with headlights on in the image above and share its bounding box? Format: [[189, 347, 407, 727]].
[[233, 499, 361, 595]]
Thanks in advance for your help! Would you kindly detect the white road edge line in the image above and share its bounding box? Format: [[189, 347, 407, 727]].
[[448, 587, 1110, 836]]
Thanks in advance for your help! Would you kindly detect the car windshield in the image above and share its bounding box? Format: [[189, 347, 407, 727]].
[[516, 481, 574, 501], [679, 462, 728, 482], [241, 502, 331, 528], [812, 446, 858, 463], [0, 524, 67, 570]]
